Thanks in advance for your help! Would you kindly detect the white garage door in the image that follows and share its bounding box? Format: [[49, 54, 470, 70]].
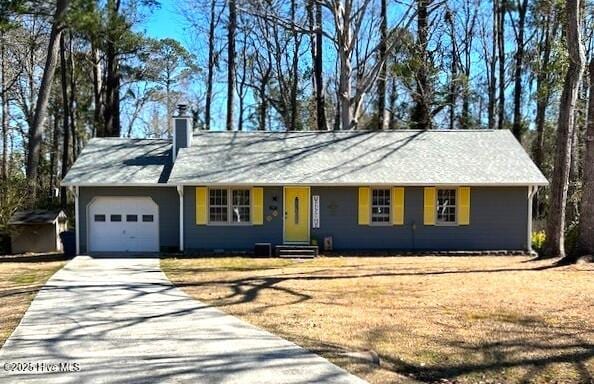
[[88, 197, 159, 253]]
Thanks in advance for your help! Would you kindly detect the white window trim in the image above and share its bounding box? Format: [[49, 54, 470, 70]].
[[369, 187, 392, 226], [435, 187, 458, 226], [207, 187, 253, 226]]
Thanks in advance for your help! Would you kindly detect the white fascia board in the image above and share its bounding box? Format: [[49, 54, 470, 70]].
[[170, 181, 549, 187]]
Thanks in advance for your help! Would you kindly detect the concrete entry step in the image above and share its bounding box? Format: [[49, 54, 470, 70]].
[[276, 245, 318, 258]]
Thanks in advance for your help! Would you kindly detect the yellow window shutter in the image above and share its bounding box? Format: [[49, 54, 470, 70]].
[[252, 187, 264, 225], [458, 187, 470, 225], [423, 187, 436, 225], [392, 187, 405, 225], [195, 187, 207, 225], [358, 187, 370, 225]]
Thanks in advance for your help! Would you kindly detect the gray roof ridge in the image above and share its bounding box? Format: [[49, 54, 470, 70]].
[[192, 129, 500, 134], [90, 137, 171, 141]]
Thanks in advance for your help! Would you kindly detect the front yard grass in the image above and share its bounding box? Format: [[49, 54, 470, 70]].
[[0, 255, 66, 347], [162, 256, 594, 384]]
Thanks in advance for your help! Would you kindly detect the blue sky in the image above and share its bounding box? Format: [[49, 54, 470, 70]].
[[138, 1, 185, 42]]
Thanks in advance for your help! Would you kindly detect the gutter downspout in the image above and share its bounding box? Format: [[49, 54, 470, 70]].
[[177, 185, 184, 252], [527, 185, 540, 254]]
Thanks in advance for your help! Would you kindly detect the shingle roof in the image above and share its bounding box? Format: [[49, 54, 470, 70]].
[[9, 210, 66, 225], [61, 138, 173, 186], [168, 130, 548, 186]]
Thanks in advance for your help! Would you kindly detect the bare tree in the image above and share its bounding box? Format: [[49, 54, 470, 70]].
[[323, 0, 413, 130], [510, 0, 528, 141], [574, 58, 594, 259], [104, 0, 121, 137], [543, 0, 586, 258], [496, 0, 505, 130], [376, 0, 388, 130], [459, 0, 477, 129], [226, 0, 236, 131], [205, 0, 221, 130], [411, 0, 431, 129], [1, 30, 8, 180], [445, 7, 457, 130], [307, 0, 328, 130], [59, 33, 70, 208], [532, 3, 558, 172], [26, 0, 70, 202]]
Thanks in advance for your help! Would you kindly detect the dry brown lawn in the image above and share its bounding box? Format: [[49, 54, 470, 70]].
[[0, 255, 66, 348], [162, 256, 594, 384]]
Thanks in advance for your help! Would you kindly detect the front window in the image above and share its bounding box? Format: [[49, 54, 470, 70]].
[[209, 188, 228, 223], [209, 188, 251, 224], [371, 188, 391, 223], [232, 189, 251, 223], [437, 188, 457, 224]]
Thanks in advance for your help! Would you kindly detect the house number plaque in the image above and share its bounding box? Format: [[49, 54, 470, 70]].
[[312, 195, 320, 229]]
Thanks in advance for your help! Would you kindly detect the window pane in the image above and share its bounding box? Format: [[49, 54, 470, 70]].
[[371, 189, 391, 223], [110, 214, 122, 222], [437, 189, 457, 223], [142, 215, 154, 222], [233, 206, 250, 223], [94, 214, 106, 222], [231, 189, 251, 223], [126, 215, 138, 222], [209, 189, 229, 223]]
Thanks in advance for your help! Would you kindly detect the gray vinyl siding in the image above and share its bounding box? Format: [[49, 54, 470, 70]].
[[181, 185, 528, 252], [78, 187, 179, 253], [310, 186, 528, 251], [183, 186, 283, 251]]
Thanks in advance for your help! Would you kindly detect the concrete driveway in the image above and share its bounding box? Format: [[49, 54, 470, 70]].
[[0, 256, 366, 383]]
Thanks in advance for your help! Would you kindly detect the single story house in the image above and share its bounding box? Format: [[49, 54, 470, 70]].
[[61, 109, 548, 255], [8, 210, 68, 254]]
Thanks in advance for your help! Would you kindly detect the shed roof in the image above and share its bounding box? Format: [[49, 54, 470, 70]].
[[61, 138, 173, 186], [9, 210, 66, 225], [168, 130, 548, 186]]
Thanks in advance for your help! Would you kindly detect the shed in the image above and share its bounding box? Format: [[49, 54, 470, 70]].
[[8, 210, 68, 254]]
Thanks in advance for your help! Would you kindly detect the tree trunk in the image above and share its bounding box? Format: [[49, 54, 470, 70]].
[[258, 80, 267, 131], [312, 0, 327, 131], [543, 0, 585, 258], [376, 0, 387, 130], [226, 0, 236, 131], [205, 0, 216, 131], [49, 113, 59, 196], [497, 0, 505, 130], [60, 34, 70, 208], [68, 31, 77, 161], [574, 58, 594, 258], [412, 0, 431, 130], [511, 0, 528, 141], [26, 0, 70, 202], [1, 31, 8, 181], [533, 10, 555, 172], [446, 9, 457, 130], [487, 0, 497, 130], [532, 10, 555, 219], [103, 0, 121, 137], [389, 77, 397, 128], [92, 42, 103, 137], [289, 0, 299, 131]]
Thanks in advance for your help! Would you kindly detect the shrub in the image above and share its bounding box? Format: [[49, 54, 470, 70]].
[[532, 230, 546, 252]]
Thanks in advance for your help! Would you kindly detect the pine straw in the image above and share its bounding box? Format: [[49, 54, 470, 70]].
[[0, 257, 65, 347], [162, 256, 594, 384]]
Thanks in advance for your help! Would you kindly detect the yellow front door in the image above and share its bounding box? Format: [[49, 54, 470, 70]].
[[284, 187, 310, 243]]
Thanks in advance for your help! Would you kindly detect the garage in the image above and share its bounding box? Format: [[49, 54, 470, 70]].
[[88, 197, 159, 253]]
